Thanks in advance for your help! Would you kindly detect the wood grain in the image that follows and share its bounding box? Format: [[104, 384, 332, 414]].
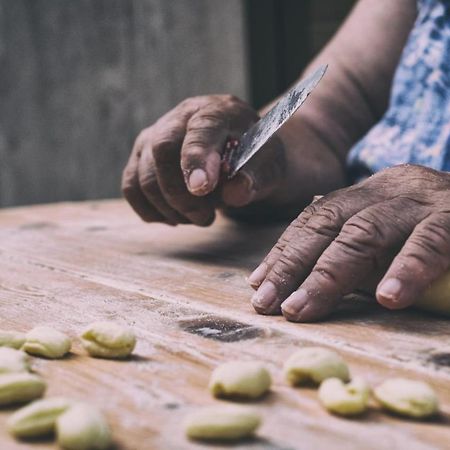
[[0, 0, 248, 207], [0, 200, 449, 449]]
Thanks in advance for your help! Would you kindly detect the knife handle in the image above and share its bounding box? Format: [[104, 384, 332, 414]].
[[221, 138, 240, 179]]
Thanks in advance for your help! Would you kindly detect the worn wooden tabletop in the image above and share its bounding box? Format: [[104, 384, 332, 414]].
[[0, 200, 449, 450]]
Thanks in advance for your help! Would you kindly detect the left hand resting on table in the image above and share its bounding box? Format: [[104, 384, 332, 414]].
[[248, 164, 450, 322]]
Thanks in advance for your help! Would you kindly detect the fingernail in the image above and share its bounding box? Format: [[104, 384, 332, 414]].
[[188, 169, 208, 193], [251, 281, 278, 311], [247, 264, 267, 289], [377, 278, 403, 303], [281, 288, 309, 318]]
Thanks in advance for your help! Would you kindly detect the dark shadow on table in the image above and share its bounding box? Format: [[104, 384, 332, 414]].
[[163, 221, 286, 269], [327, 293, 450, 338]]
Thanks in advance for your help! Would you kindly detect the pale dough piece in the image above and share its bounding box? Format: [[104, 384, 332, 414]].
[[318, 377, 370, 416], [374, 378, 438, 418], [0, 348, 30, 374], [0, 373, 46, 406], [7, 397, 73, 438], [80, 322, 136, 359], [284, 347, 350, 386], [209, 361, 271, 400], [416, 270, 450, 316], [56, 403, 112, 450], [0, 330, 26, 349], [184, 406, 261, 441], [23, 326, 71, 359]]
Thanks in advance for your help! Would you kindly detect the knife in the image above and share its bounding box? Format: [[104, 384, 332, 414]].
[[223, 64, 328, 178]]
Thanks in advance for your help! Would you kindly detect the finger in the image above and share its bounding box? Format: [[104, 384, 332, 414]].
[[250, 186, 378, 315], [221, 135, 285, 208], [138, 145, 189, 225], [247, 195, 327, 290], [153, 130, 216, 226], [280, 198, 427, 322], [181, 99, 258, 196], [376, 211, 450, 309], [121, 141, 167, 223]]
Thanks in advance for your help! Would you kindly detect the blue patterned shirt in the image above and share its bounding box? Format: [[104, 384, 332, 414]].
[[347, 0, 450, 180]]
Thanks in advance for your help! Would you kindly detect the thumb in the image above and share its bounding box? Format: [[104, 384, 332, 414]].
[[220, 135, 285, 208]]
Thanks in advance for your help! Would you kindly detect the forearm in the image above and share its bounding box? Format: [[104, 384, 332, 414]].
[[224, 0, 417, 222], [268, 0, 417, 171]]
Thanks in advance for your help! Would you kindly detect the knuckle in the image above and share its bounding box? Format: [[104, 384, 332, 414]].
[[270, 247, 308, 282], [181, 145, 208, 160], [121, 167, 137, 197], [187, 112, 224, 133], [303, 203, 345, 238], [328, 215, 386, 269], [220, 94, 248, 113], [262, 236, 289, 266], [138, 170, 158, 194], [407, 228, 450, 263], [180, 95, 207, 107], [273, 235, 290, 252], [311, 262, 340, 286], [175, 96, 206, 116], [152, 124, 180, 146], [341, 213, 385, 247], [121, 179, 135, 200], [421, 214, 450, 243], [134, 128, 152, 148], [132, 129, 152, 157], [178, 97, 196, 109], [312, 249, 363, 296], [220, 94, 240, 104], [267, 237, 287, 256], [151, 132, 178, 163], [294, 203, 319, 227], [219, 94, 253, 117], [393, 252, 432, 276], [331, 237, 366, 261]]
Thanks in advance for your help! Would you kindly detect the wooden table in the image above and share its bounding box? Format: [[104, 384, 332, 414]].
[[0, 200, 449, 450]]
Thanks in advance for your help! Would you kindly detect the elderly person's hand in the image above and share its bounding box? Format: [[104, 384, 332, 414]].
[[121, 95, 289, 226], [249, 164, 450, 321], [121, 95, 346, 226]]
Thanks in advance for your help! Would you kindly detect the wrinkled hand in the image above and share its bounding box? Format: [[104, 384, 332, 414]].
[[249, 164, 450, 321], [121, 95, 285, 226]]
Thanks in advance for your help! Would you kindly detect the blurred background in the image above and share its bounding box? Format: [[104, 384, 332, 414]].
[[0, 0, 355, 208]]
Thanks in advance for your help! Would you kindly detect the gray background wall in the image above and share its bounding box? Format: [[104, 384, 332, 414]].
[[0, 0, 248, 207], [0, 0, 355, 208]]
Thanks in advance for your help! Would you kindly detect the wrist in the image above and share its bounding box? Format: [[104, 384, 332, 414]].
[[272, 120, 348, 203]]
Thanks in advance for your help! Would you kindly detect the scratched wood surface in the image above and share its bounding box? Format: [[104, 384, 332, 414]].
[[0, 200, 449, 450]]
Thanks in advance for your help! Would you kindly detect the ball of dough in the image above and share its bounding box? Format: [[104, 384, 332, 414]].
[[416, 270, 450, 316], [23, 326, 71, 359], [0, 373, 46, 406], [209, 361, 271, 400], [0, 348, 30, 374], [80, 322, 136, 359], [318, 377, 370, 416], [0, 330, 26, 349], [374, 378, 439, 418], [284, 347, 350, 386], [7, 397, 73, 438], [184, 406, 261, 441], [56, 403, 112, 450]]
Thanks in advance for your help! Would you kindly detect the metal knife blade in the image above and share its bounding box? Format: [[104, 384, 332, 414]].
[[224, 64, 328, 178]]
